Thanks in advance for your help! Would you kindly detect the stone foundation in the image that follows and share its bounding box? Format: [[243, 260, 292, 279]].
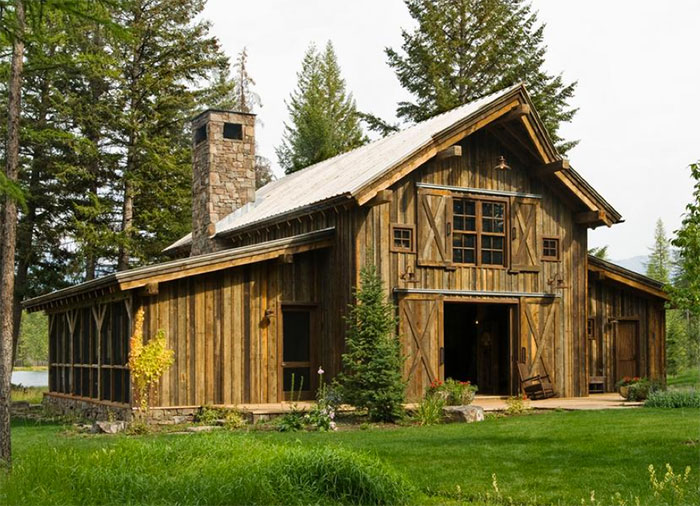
[[43, 394, 132, 421]]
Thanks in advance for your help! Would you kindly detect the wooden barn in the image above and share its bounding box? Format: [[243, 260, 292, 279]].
[[23, 84, 668, 417]]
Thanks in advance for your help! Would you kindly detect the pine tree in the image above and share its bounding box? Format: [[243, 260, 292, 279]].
[[646, 219, 672, 284], [111, 0, 231, 269], [277, 41, 366, 174], [588, 246, 609, 260], [338, 264, 405, 422], [672, 161, 700, 314], [387, 0, 578, 152]]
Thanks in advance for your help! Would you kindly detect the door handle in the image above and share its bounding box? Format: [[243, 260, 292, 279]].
[[439, 347, 445, 366]]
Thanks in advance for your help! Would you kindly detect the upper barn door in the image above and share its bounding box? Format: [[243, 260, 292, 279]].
[[520, 298, 558, 392], [417, 190, 452, 267], [510, 197, 540, 272], [399, 296, 443, 401], [616, 320, 639, 381]]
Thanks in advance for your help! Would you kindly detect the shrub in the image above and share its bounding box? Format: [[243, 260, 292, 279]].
[[415, 394, 444, 426], [128, 307, 174, 414], [338, 264, 405, 422], [277, 409, 305, 432], [645, 389, 700, 408], [427, 378, 478, 406], [505, 395, 531, 415]]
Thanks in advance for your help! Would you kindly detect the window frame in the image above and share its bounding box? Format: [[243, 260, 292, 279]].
[[451, 195, 509, 269], [390, 223, 416, 253], [542, 236, 561, 262]]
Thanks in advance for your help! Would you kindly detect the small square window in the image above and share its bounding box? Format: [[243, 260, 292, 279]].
[[542, 237, 560, 261], [194, 124, 207, 144], [391, 224, 415, 253], [223, 122, 243, 140]]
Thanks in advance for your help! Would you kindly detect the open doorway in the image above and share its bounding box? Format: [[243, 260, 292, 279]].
[[443, 302, 512, 395]]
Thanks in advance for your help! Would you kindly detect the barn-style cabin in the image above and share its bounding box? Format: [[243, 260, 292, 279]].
[[24, 84, 668, 418]]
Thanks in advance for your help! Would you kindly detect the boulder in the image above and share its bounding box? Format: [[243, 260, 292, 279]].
[[94, 421, 128, 434], [443, 405, 485, 423]]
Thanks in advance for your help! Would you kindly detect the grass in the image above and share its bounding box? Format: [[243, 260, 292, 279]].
[[10, 386, 46, 404], [12, 365, 48, 372], [668, 368, 700, 389], [2, 409, 699, 505]]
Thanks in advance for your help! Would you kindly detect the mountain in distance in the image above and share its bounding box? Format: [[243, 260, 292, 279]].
[[611, 255, 648, 275]]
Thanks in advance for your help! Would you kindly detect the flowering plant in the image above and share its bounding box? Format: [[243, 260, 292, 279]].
[[304, 366, 338, 431], [615, 376, 642, 388], [427, 378, 478, 406]]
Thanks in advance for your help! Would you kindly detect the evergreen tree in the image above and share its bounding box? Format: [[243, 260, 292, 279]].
[[338, 264, 405, 422], [672, 161, 700, 314], [111, 0, 231, 270], [646, 219, 672, 283], [588, 246, 609, 260], [386, 0, 578, 152], [277, 41, 365, 174]]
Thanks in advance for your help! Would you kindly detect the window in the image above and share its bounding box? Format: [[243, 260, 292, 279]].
[[391, 224, 415, 253], [223, 122, 243, 140], [452, 198, 506, 266], [542, 237, 560, 261], [194, 124, 207, 144]]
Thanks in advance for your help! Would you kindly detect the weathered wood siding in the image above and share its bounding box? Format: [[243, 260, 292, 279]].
[[355, 130, 589, 397], [587, 275, 666, 391]]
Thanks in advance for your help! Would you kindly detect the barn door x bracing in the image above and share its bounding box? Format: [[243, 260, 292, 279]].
[[520, 298, 558, 392], [510, 197, 540, 273], [399, 296, 443, 401], [417, 189, 452, 267]]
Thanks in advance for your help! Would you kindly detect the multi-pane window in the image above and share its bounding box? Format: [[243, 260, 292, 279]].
[[453, 198, 506, 266], [391, 224, 415, 253], [542, 237, 560, 261]]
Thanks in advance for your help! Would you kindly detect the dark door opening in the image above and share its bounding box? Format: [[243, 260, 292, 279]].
[[444, 302, 511, 395]]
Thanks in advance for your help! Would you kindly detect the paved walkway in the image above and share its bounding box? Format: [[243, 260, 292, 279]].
[[231, 393, 640, 417]]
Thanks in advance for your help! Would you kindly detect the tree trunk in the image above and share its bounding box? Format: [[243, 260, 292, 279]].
[[0, 0, 25, 466], [118, 172, 134, 271]]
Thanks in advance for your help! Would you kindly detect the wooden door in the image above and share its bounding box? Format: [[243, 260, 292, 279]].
[[616, 320, 638, 381], [510, 197, 540, 272], [417, 190, 452, 267], [399, 296, 443, 401], [520, 298, 558, 390], [280, 306, 315, 400]]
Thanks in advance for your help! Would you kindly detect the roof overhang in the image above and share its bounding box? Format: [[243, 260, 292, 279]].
[[24, 228, 335, 312], [588, 255, 669, 301], [353, 85, 622, 227]]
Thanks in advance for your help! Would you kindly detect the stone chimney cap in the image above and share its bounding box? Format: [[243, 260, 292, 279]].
[[190, 108, 256, 122]]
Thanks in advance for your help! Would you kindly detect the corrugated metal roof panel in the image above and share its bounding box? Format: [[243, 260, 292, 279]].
[[165, 84, 522, 251]]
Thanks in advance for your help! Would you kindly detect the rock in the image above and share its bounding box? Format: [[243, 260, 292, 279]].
[[94, 421, 128, 434], [443, 405, 485, 423], [11, 401, 29, 409], [171, 415, 190, 424], [186, 425, 221, 433]]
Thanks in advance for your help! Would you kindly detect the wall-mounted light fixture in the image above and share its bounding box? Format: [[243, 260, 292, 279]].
[[494, 155, 511, 170]]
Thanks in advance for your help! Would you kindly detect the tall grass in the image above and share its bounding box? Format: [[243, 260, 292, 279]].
[[1, 434, 413, 505], [10, 385, 46, 404]]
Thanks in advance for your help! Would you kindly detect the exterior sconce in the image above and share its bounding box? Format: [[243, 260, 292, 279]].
[[494, 155, 511, 170]]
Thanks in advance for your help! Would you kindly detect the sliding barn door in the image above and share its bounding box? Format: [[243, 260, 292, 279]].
[[399, 296, 443, 401], [616, 320, 639, 382], [520, 298, 558, 391]]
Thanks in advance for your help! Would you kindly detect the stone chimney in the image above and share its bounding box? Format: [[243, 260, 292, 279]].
[[190, 109, 256, 256]]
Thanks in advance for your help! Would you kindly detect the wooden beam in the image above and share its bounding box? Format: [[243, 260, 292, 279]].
[[436, 145, 462, 160], [589, 266, 669, 300], [574, 210, 606, 225], [493, 104, 531, 124], [535, 159, 570, 177], [365, 189, 393, 207], [278, 253, 294, 264]]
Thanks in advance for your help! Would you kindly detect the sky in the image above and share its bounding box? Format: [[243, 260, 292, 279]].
[[201, 0, 699, 260]]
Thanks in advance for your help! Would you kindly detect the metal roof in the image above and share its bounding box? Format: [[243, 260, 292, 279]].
[[165, 84, 524, 252]]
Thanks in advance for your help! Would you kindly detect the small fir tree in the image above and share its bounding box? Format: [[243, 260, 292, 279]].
[[588, 246, 609, 260], [338, 264, 405, 422]]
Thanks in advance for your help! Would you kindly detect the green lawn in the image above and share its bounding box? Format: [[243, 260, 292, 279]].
[[668, 368, 700, 389], [2, 409, 699, 505]]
